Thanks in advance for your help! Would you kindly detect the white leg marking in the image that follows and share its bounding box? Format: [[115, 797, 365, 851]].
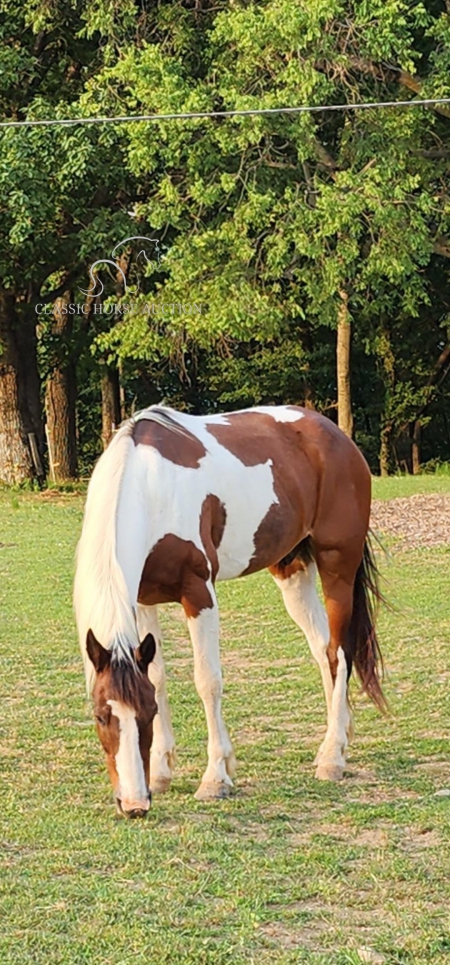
[[273, 563, 333, 712], [107, 700, 150, 811], [136, 604, 175, 792], [272, 564, 352, 776], [186, 588, 235, 799], [314, 647, 351, 780]]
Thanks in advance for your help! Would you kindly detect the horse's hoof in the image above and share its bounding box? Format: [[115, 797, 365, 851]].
[[315, 764, 344, 782], [194, 781, 232, 801], [150, 777, 172, 794]]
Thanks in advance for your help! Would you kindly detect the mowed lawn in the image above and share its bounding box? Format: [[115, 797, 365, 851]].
[[1, 478, 450, 965]]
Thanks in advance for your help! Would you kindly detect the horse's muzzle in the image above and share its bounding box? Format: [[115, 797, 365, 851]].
[[124, 806, 149, 819], [116, 792, 151, 819]]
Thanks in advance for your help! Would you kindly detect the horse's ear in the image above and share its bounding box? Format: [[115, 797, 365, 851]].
[[136, 633, 156, 672], [86, 629, 111, 673]]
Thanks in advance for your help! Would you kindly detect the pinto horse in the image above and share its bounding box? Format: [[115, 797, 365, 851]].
[[74, 404, 384, 818]]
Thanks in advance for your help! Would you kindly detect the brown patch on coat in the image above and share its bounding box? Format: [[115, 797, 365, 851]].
[[138, 533, 214, 618], [206, 408, 372, 575], [199, 494, 227, 580], [133, 418, 206, 468]]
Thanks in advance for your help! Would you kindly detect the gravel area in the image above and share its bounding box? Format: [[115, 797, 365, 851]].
[[371, 493, 450, 550]]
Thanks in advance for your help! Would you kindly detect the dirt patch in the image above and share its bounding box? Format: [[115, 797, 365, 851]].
[[260, 919, 324, 952], [371, 493, 450, 549], [353, 828, 389, 848], [260, 901, 390, 953], [400, 827, 442, 852]]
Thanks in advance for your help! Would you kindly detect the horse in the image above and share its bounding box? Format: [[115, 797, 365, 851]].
[[74, 403, 384, 818]]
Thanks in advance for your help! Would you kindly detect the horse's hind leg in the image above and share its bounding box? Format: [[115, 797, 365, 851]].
[[269, 558, 349, 778], [136, 603, 176, 794], [312, 545, 360, 781]]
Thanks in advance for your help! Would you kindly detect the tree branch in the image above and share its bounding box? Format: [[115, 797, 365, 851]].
[[37, 266, 83, 305], [434, 236, 450, 258], [337, 55, 450, 121]]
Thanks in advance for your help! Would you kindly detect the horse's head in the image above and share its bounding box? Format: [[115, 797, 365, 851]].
[[86, 630, 157, 818]]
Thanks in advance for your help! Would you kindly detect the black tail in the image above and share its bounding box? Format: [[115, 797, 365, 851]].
[[347, 534, 386, 711]]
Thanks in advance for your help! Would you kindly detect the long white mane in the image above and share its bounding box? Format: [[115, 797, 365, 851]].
[[73, 405, 197, 693], [73, 419, 137, 693]]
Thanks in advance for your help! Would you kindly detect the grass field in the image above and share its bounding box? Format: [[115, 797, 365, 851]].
[[1, 476, 450, 965]]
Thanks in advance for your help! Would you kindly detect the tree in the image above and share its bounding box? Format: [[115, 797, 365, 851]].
[[0, 1, 152, 483], [84, 0, 450, 475], [2, 0, 450, 478], [44, 294, 78, 481]]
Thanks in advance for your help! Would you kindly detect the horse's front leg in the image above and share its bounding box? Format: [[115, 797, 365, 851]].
[[184, 581, 236, 800], [136, 603, 176, 793]]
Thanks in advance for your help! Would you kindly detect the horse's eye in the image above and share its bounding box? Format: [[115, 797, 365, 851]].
[[95, 715, 107, 726]]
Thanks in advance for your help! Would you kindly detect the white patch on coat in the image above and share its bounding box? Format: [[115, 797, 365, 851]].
[[253, 405, 304, 422], [198, 405, 304, 425], [107, 699, 149, 811]]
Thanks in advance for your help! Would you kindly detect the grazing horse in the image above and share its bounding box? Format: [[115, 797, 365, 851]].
[[74, 404, 384, 818]]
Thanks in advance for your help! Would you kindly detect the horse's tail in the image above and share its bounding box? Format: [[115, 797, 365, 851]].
[[74, 420, 140, 694], [347, 534, 386, 711]]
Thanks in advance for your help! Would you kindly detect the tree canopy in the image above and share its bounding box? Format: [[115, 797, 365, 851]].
[[0, 0, 449, 481]]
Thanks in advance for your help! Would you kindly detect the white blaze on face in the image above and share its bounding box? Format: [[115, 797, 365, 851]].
[[107, 699, 149, 812]]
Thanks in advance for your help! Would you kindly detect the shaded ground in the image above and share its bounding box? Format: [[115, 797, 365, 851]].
[[371, 492, 450, 550]]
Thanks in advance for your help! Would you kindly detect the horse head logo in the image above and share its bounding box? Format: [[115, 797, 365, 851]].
[[79, 236, 169, 297]]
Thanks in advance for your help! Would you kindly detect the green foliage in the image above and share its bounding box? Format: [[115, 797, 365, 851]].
[[1, 0, 450, 472]]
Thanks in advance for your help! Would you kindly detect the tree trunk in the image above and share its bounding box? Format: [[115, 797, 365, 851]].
[[115, 258, 128, 422], [17, 306, 45, 458], [0, 289, 37, 484], [336, 289, 353, 438], [118, 359, 126, 422], [411, 419, 421, 475], [101, 366, 121, 449], [45, 293, 78, 481], [379, 425, 392, 476]]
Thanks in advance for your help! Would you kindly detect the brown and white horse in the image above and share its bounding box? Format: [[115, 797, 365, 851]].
[[74, 404, 384, 818]]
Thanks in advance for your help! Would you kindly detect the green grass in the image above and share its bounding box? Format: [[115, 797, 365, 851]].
[[1, 485, 450, 964], [372, 473, 450, 500]]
